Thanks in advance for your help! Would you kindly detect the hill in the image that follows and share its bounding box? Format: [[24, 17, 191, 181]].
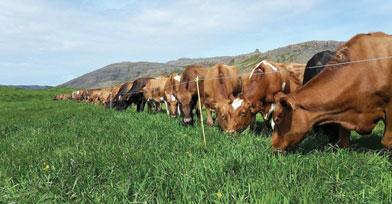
[[1, 85, 53, 90], [61, 40, 342, 89]]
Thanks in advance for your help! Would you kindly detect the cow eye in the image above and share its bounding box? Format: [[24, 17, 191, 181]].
[[240, 111, 246, 117]]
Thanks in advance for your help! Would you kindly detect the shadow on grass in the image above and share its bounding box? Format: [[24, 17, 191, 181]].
[[249, 120, 271, 136], [293, 132, 386, 155]]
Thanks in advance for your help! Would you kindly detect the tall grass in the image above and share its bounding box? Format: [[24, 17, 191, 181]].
[[0, 87, 391, 203]]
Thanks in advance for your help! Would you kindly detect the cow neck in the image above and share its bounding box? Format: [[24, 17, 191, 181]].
[[292, 65, 360, 125]]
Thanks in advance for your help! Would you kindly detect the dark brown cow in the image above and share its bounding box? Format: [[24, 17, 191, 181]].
[[111, 82, 134, 109], [271, 32, 392, 151], [216, 61, 305, 132], [163, 73, 182, 117], [176, 64, 209, 125], [115, 77, 153, 112]]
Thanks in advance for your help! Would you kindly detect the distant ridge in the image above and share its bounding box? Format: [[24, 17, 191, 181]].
[[60, 40, 343, 89], [2, 85, 53, 90]]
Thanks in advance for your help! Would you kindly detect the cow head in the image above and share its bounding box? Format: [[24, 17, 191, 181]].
[[211, 97, 256, 133], [163, 74, 181, 117], [271, 94, 311, 152], [112, 93, 129, 111], [164, 93, 179, 117], [176, 91, 196, 125], [243, 61, 287, 112]]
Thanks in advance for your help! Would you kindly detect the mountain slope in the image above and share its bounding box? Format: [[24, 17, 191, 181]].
[[61, 40, 342, 89]]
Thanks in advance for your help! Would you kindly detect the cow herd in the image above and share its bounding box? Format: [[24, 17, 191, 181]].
[[55, 32, 392, 152]]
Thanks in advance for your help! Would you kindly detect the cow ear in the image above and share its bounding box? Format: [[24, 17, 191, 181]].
[[279, 96, 295, 111]]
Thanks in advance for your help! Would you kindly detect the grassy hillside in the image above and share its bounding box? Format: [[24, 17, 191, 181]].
[[1, 87, 391, 203]]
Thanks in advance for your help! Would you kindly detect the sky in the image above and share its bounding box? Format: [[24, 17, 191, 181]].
[[0, 0, 391, 86]]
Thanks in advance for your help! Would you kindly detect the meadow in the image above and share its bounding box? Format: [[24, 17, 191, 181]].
[[1, 86, 392, 203]]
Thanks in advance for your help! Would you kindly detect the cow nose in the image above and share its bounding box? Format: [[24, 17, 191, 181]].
[[183, 117, 192, 123], [225, 129, 236, 133], [170, 114, 177, 118], [272, 147, 286, 156]]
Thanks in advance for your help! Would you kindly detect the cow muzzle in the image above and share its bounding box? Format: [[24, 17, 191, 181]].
[[183, 117, 193, 124]]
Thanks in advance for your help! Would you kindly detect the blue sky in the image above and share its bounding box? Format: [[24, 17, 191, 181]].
[[0, 0, 391, 86]]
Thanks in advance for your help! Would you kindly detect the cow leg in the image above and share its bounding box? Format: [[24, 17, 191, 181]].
[[205, 109, 214, 126], [137, 98, 146, 112], [381, 107, 392, 149], [156, 102, 161, 112], [177, 104, 181, 116], [146, 101, 152, 112], [337, 126, 350, 148], [321, 124, 341, 145]]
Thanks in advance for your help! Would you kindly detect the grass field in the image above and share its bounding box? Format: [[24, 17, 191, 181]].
[[1, 86, 392, 203]]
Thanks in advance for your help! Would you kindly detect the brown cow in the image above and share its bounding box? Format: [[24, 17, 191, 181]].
[[102, 85, 122, 107], [142, 77, 170, 112], [71, 90, 86, 101], [216, 61, 305, 132], [176, 64, 209, 125], [83, 88, 112, 105], [53, 93, 71, 100], [213, 73, 255, 132], [203, 64, 241, 126], [271, 32, 392, 151], [163, 73, 182, 117]]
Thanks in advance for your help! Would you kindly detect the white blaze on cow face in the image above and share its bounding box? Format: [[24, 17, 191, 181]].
[[174, 75, 181, 82], [170, 95, 176, 102], [282, 82, 286, 91], [264, 103, 276, 120], [231, 98, 244, 110], [160, 97, 164, 101], [271, 119, 276, 130], [118, 95, 122, 100]]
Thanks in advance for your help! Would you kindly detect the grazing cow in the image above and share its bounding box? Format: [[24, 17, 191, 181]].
[[53, 93, 71, 100], [202, 64, 241, 126], [111, 82, 134, 110], [176, 64, 209, 125], [85, 87, 114, 105], [163, 73, 182, 117], [213, 73, 254, 132], [215, 61, 305, 132], [271, 32, 392, 151], [71, 90, 85, 101], [104, 85, 122, 108], [142, 77, 170, 112], [115, 77, 152, 111]]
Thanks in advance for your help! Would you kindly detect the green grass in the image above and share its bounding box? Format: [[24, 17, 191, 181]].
[[1, 86, 392, 203]]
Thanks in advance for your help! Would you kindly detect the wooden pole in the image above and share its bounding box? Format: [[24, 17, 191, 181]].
[[109, 92, 113, 110], [195, 76, 206, 147]]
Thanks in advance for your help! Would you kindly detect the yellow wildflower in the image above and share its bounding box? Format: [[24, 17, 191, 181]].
[[216, 191, 223, 199], [43, 162, 50, 171]]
